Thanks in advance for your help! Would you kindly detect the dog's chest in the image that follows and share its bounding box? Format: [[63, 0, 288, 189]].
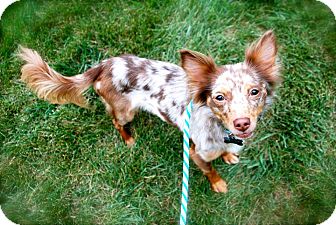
[[190, 106, 244, 160]]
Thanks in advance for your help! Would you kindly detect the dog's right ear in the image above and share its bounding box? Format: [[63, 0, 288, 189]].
[[180, 49, 217, 103]]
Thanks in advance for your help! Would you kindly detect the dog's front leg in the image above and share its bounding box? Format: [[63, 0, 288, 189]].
[[190, 143, 227, 193]]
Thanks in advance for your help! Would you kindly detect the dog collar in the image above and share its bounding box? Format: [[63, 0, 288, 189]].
[[224, 129, 243, 146]]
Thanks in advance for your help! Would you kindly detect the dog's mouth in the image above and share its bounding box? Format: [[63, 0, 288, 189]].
[[236, 132, 253, 139]]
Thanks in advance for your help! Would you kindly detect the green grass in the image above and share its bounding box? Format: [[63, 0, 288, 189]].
[[1, 0, 335, 224]]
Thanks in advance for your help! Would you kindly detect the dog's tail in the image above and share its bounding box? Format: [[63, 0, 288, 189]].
[[18, 46, 102, 108]]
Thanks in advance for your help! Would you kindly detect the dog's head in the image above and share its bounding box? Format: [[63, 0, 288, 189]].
[[180, 30, 281, 139]]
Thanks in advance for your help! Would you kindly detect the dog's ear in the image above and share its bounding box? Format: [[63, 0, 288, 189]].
[[245, 30, 281, 87], [180, 49, 217, 103]]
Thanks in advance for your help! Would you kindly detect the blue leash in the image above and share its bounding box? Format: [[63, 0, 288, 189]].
[[179, 100, 193, 225], [178, 101, 243, 224]]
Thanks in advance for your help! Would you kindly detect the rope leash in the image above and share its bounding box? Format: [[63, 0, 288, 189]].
[[179, 100, 193, 225], [178, 101, 242, 224]]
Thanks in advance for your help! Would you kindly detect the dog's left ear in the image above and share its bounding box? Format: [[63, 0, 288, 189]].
[[245, 30, 281, 88], [180, 49, 217, 103]]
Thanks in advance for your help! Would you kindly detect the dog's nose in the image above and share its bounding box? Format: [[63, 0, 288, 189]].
[[233, 117, 250, 132]]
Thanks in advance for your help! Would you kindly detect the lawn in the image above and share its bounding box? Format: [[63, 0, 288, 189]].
[[0, 0, 335, 224]]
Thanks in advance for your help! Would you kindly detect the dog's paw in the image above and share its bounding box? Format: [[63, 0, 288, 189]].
[[222, 152, 239, 165], [126, 137, 135, 147], [211, 179, 228, 193]]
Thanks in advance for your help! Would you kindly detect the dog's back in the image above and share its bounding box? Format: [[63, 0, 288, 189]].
[[93, 55, 190, 128]]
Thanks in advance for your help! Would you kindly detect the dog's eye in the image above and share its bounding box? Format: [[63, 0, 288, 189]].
[[250, 89, 259, 96], [215, 95, 225, 101]]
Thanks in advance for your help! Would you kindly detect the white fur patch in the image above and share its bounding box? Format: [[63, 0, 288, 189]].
[[111, 57, 129, 91], [95, 81, 101, 90]]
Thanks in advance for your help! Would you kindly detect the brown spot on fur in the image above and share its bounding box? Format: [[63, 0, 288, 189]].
[[119, 56, 145, 93], [119, 82, 132, 94], [142, 59, 151, 67], [150, 65, 158, 74], [207, 97, 224, 113], [165, 73, 175, 83], [209, 102, 229, 126], [140, 59, 158, 74], [180, 105, 186, 115], [150, 89, 165, 103], [172, 101, 176, 106], [207, 136, 215, 143], [143, 84, 150, 91], [163, 65, 173, 72], [165, 66, 180, 80], [250, 101, 265, 120]]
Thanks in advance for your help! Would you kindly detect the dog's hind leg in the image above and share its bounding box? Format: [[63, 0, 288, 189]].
[[111, 106, 136, 147], [104, 99, 136, 147], [94, 78, 136, 147]]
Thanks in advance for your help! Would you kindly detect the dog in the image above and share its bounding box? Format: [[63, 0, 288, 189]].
[[19, 30, 280, 193]]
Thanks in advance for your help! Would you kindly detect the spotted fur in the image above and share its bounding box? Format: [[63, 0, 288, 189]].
[[19, 30, 281, 192]]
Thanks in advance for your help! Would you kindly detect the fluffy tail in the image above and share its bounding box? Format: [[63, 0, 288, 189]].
[[18, 46, 102, 108]]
